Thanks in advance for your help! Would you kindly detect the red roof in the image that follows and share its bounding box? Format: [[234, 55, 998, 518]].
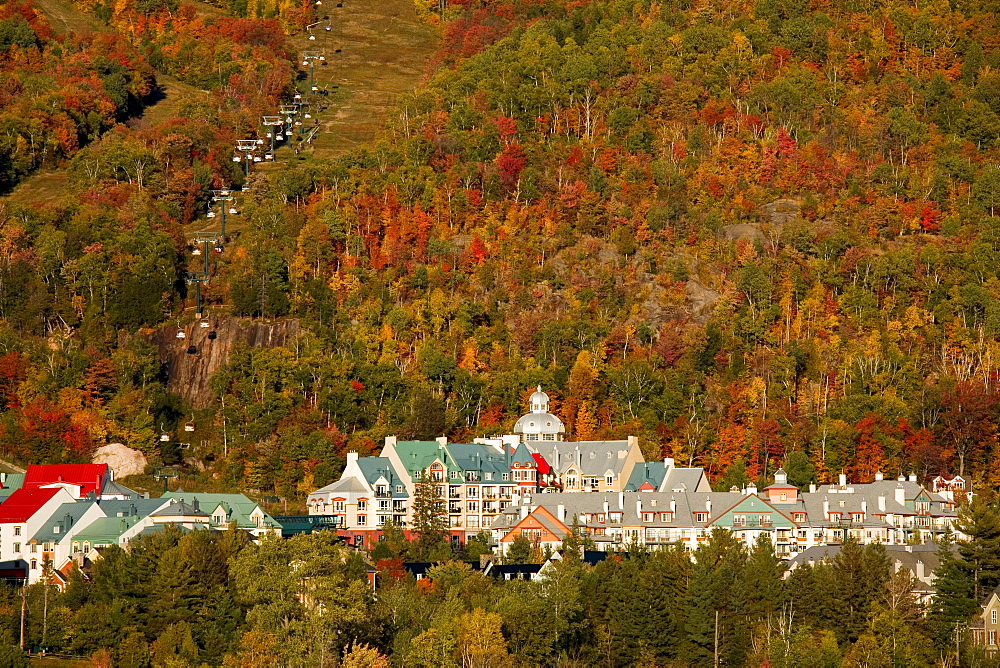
[[23, 464, 108, 497], [531, 453, 551, 475], [0, 487, 64, 523]]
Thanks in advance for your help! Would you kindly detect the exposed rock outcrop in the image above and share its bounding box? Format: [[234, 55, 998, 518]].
[[147, 317, 300, 409], [92, 443, 148, 478]]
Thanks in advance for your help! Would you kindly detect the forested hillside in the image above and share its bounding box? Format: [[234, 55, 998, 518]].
[[3, 0, 1000, 502]]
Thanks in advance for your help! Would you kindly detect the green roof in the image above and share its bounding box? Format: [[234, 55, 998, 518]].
[[160, 492, 282, 529], [72, 516, 143, 545], [393, 441, 446, 477], [0, 473, 25, 501]]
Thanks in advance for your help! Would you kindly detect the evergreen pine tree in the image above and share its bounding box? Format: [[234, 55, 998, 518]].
[[956, 496, 1000, 601], [683, 528, 747, 665], [928, 530, 978, 648], [412, 470, 450, 561]]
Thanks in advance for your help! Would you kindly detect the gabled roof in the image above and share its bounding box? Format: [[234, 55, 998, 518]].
[[23, 464, 108, 497], [310, 476, 370, 496], [72, 515, 143, 544], [510, 443, 535, 468], [531, 441, 635, 477], [30, 501, 96, 543], [151, 500, 209, 518], [99, 478, 139, 499], [0, 487, 65, 523], [356, 457, 407, 497], [445, 443, 510, 479], [389, 441, 444, 477], [96, 498, 169, 518], [624, 462, 668, 492], [160, 492, 282, 528]]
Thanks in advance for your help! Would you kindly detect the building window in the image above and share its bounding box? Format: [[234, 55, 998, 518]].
[[13, 527, 20, 537], [485, 472, 492, 480], [30, 560, 36, 570], [467, 486, 479, 497], [43, 542, 51, 551], [468, 516, 480, 528], [793, 513, 806, 522], [606, 475, 614, 486], [83, 542, 90, 552], [993, 609, 997, 625], [660, 512, 673, 522], [733, 515, 746, 527], [502, 473, 509, 481], [542, 434, 555, 441], [642, 512, 653, 522], [29, 544, 37, 553], [780, 493, 787, 501], [13, 543, 20, 553], [992, 631, 997, 646], [396, 485, 403, 494], [526, 434, 538, 441], [358, 500, 367, 511], [358, 515, 367, 526], [695, 512, 708, 523], [334, 500, 345, 512], [467, 501, 479, 512]]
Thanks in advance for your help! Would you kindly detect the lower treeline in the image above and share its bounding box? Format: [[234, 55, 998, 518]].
[[3, 506, 1000, 668]]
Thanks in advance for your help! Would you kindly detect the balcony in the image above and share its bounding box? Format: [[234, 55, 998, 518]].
[[449, 487, 462, 498], [374, 489, 391, 498]]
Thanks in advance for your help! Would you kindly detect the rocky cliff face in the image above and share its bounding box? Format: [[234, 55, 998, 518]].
[[148, 317, 300, 409]]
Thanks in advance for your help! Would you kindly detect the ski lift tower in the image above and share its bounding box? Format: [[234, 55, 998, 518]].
[[153, 466, 179, 494], [279, 103, 302, 136], [234, 140, 258, 177], [211, 189, 237, 240], [262, 116, 284, 156], [302, 52, 325, 93]]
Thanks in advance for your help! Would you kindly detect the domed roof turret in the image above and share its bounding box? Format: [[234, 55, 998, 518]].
[[529, 385, 550, 412], [514, 386, 565, 437]]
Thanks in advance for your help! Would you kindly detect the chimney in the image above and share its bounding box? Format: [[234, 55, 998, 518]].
[[65, 513, 72, 527], [838, 473, 847, 487], [557, 504, 565, 522], [347, 451, 359, 467], [520, 505, 528, 519], [437, 436, 447, 448], [384, 435, 397, 448], [898, 475, 906, 482], [746, 483, 757, 496], [875, 470, 884, 481], [878, 496, 886, 512], [603, 500, 610, 515], [861, 500, 867, 517], [823, 499, 829, 518], [809, 483, 816, 493], [192, 498, 200, 512], [670, 498, 676, 513], [577, 448, 582, 468], [916, 559, 925, 580], [636, 499, 642, 518], [664, 457, 674, 469], [706, 499, 712, 515], [618, 492, 625, 510], [908, 474, 917, 483], [895, 485, 906, 506]]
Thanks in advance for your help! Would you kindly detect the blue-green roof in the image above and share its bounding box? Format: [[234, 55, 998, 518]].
[[356, 457, 407, 497], [31, 501, 96, 543], [160, 492, 282, 529], [624, 462, 668, 492]]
